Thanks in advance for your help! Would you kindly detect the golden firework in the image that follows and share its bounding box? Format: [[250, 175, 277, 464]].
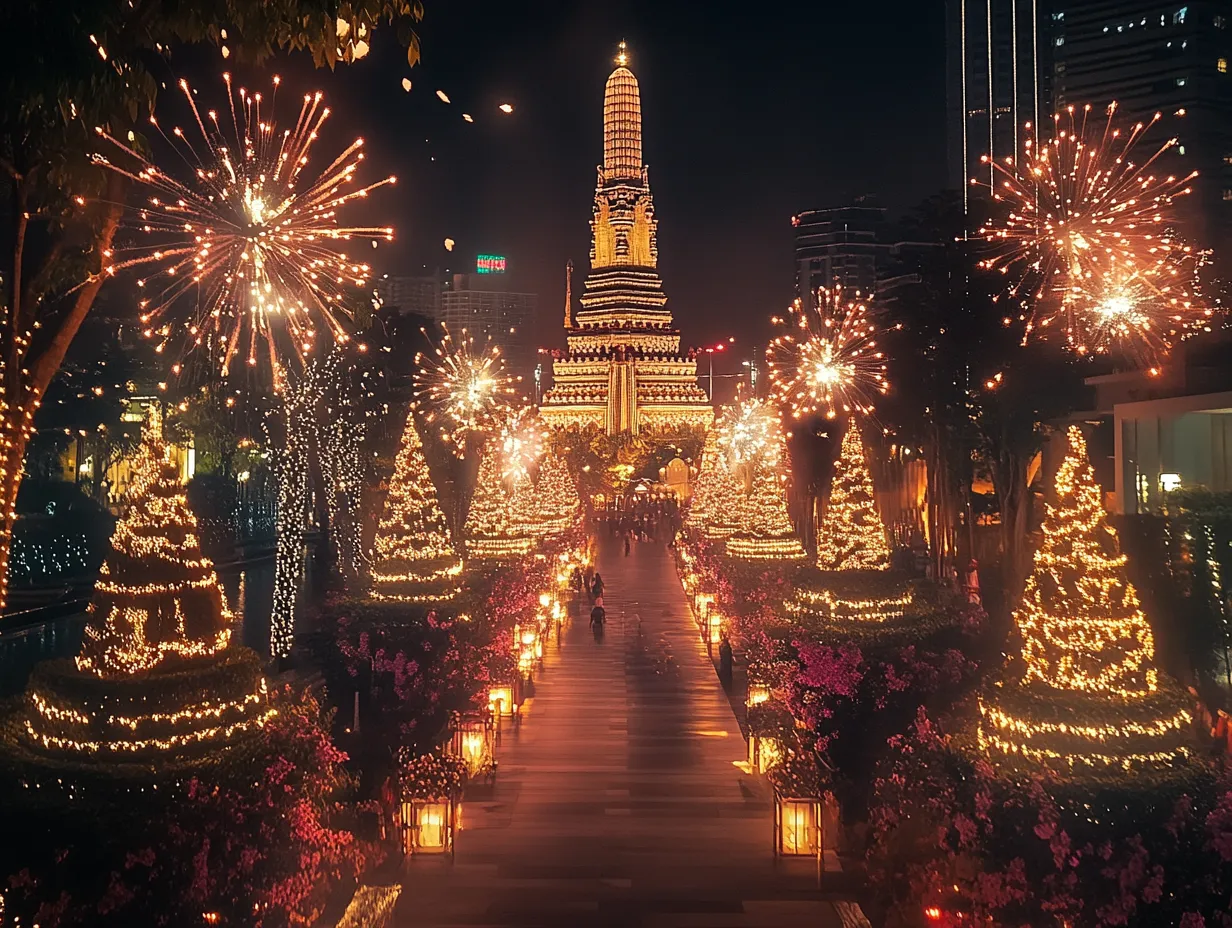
[[975, 103, 1210, 363], [499, 407, 545, 484], [414, 324, 514, 456], [766, 287, 888, 420], [94, 75, 395, 381], [717, 398, 780, 469]]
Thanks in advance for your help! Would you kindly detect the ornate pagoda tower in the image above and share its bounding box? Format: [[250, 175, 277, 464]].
[[540, 43, 713, 436]]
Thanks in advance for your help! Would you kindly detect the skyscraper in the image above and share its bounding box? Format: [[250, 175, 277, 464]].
[[946, 0, 1053, 211], [1051, 1, 1232, 266], [539, 44, 712, 436], [438, 272, 538, 381]]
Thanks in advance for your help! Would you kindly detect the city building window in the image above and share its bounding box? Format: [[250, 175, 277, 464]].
[[1173, 6, 1187, 24], [1176, 77, 1188, 86], [1223, 189, 1232, 201], [1220, 58, 1229, 72], [1051, 11, 1064, 21], [1216, 15, 1227, 28], [1055, 35, 1065, 46], [1223, 154, 1232, 164]]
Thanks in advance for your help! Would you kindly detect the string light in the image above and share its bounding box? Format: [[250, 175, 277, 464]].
[[93, 75, 395, 379], [816, 419, 892, 572], [463, 440, 535, 560], [685, 426, 745, 538], [370, 407, 463, 603], [766, 288, 889, 420], [977, 426, 1193, 772], [723, 414, 806, 562]]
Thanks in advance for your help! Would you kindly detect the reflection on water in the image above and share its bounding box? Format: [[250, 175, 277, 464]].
[[0, 558, 282, 696]]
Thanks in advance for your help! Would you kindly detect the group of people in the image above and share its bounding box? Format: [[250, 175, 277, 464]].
[[571, 566, 607, 637]]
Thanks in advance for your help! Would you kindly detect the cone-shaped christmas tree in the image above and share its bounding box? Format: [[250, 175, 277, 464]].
[[371, 409, 462, 603], [686, 428, 744, 538], [726, 432, 806, 561], [977, 426, 1192, 773], [816, 418, 891, 571], [524, 449, 581, 537], [78, 427, 232, 676], [464, 441, 535, 560], [23, 422, 269, 761]]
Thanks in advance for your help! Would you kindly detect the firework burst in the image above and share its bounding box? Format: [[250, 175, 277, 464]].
[[718, 398, 780, 469], [766, 287, 888, 421], [499, 408, 545, 484], [93, 74, 395, 382], [975, 103, 1211, 363], [414, 324, 514, 456]]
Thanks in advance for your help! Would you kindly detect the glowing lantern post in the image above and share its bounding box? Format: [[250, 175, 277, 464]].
[[398, 753, 466, 859], [774, 791, 822, 858], [448, 710, 494, 778]]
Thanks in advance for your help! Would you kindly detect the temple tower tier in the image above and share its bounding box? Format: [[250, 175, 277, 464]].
[[541, 44, 713, 436]]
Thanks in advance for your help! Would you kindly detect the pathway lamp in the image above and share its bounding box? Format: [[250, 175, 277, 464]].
[[488, 683, 516, 720], [401, 796, 457, 857], [707, 611, 723, 652], [746, 682, 771, 709], [449, 710, 494, 778], [748, 732, 781, 774], [773, 789, 822, 859]]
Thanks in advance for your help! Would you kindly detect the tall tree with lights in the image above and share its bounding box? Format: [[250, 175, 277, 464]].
[[370, 408, 461, 603], [524, 449, 580, 536], [816, 418, 891, 571], [686, 428, 743, 536], [978, 425, 1191, 769], [463, 441, 533, 559], [726, 432, 806, 561], [76, 422, 233, 675]]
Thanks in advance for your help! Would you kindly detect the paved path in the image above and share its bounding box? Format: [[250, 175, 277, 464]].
[[393, 538, 853, 928]]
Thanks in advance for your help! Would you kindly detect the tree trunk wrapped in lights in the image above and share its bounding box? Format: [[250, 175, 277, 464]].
[[370, 408, 462, 603], [976, 425, 1193, 772], [19, 425, 270, 762], [816, 418, 891, 571], [463, 441, 534, 560], [725, 432, 806, 562], [685, 428, 743, 538]]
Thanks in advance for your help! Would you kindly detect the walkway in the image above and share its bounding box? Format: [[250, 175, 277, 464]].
[[393, 538, 857, 928]]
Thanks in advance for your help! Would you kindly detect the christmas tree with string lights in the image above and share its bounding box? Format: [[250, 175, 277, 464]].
[[525, 449, 581, 536], [816, 418, 891, 571], [976, 425, 1192, 773], [726, 432, 806, 561], [370, 408, 462, 603], [22, 419, 269, 761], [686, 428, 744, 537], [464, 440, 534, 559]]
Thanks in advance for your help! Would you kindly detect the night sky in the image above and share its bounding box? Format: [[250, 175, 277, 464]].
[[194, 0, 947, 369]]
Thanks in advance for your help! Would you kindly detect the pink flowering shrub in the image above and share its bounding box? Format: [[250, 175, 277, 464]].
[[867, 709, 1232, 927]]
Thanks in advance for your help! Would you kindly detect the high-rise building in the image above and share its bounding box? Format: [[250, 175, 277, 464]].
[[946, 0, 1053, 210], [376, 274, 441, 318], [793, 200, 942, 310], [1051, 1, 1232, 266], [539, 44, 712, 436], [437, 272, 538, 380]]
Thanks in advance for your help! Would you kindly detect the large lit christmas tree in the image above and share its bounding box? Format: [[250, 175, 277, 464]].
[[23, 423, 270, 760], [725, 431, 806, 561], [977, 426, 1192, 772], [524, 449, 581, 537], [464, 440, 535, 560], [816, 418, 891, 571], [370, 408, 463, 603], [685, 428, 743, 538]]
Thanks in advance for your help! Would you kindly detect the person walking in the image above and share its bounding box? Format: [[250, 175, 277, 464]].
[[591, 572, 605, 602], [964, 558, 982, 606], [624, 532, 632, 556], [590, 601, 606, 641]]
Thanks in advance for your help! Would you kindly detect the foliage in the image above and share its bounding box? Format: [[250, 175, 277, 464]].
[[1, 687, 374, 928], [398, 751, 467, 799], [867, 709, 1232, 927]]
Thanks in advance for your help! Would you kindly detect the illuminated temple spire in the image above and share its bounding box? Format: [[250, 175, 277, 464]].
[[603, 42, 643, 183], [538, 43, 712, 436]]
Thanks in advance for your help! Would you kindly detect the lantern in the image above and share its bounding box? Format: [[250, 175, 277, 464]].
[[746, 682, 771, 708], [488, 683, 515, 719], [748, 732, 780, 774], [774, 790, 822, 857], [449, 711, 493, 777], [708, 611, 723, 647], [694, 592, 713, 627], [400, 796, 457, 856]]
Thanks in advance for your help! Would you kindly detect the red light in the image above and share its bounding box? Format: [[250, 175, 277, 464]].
[[924, 906, 943, 921]]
